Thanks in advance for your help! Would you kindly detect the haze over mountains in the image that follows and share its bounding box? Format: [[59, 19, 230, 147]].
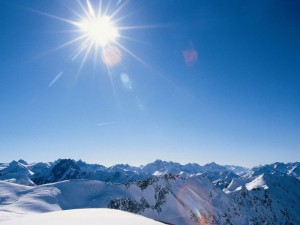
[[0, 159, 299, 224]]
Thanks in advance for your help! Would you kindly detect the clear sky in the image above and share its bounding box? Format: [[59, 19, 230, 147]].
[[0, 0, 299, 167]]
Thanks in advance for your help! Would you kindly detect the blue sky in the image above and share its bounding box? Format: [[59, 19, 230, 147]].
[[0, 0, 299, 167]]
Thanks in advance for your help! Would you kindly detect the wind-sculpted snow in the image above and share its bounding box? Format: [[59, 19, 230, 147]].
[[0, 159, 299, 224]]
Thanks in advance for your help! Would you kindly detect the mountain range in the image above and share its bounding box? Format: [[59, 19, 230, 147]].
[[0, 159, 299, 224]]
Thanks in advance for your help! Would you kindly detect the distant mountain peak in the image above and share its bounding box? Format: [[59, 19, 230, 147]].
[[205, 162, 218, 166], [153, 159, 167, 164], [1, 159, 300, 224], [17, 159, 28, 165]]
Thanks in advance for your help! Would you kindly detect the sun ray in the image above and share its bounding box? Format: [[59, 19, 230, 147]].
[[112, 41, 154, 72], [75, 40, 94, 81], [35, 34, 89, 59], [118, 24, 167, 31], [48, 71, 64, 87], [103, 0, 113, 17], [51, 34, 88, 51], [112, 1, 154, 24], [24, 7, 78, 26], [119, 34, 152, 45], [32, 0, 169, 86], [86, 0, 96, 18], [92, 45, 98, 72], [77, 0, 95, 21], [112, 41, 175, 85], [60, 2, 86, 21], [110, 0, 129, 20], [97, 0, 103, 18]]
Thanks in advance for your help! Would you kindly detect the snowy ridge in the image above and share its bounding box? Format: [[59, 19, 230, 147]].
[[245, 174, 268, 190], [0, 159, 250, 186], [0, 159, 299, 224], [0, 209, 165, 225]]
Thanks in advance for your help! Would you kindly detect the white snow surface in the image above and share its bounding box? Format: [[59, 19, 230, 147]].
[[0, 177, 231, 225], [245, 174, 268, 190], [0, 208, 164, 225], [1, 159, 300, 225]]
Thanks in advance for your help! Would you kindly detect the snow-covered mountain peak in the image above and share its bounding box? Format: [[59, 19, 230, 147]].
[[245, 174, 268, 190], [203, 162, 227, 172], [0, 159, 300, 225], [5, 160, 28, 173], [249, 161, 300, 178], [17, 159, 28, 165]]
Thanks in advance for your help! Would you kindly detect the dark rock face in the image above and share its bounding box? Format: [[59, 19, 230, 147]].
[[51, 159, 80, 180], [32, 159, 90, 184]]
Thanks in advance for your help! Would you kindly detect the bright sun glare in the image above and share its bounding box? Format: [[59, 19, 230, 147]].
[[37, 0, 158, 74], [77, 15, 120, 48]]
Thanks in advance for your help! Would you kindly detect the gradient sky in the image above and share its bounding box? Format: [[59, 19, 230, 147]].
[[0, 0, 300, 167]]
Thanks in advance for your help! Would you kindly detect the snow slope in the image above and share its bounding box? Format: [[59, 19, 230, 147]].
[[0, 209, 165, 225], [1, 160, 299, 224], [1, 177, 221, 224]]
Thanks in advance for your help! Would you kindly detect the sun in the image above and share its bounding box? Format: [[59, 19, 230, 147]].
[[76, 15, 120, 48], [35, 0, 159, 72]]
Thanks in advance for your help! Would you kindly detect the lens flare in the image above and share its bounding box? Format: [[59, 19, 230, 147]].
[[120, 73, 132, 89], [31, 0, 167, 94], [33, 0, 164, 70], [176, 184, 216, 225], [101, 46, 122, 66]]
